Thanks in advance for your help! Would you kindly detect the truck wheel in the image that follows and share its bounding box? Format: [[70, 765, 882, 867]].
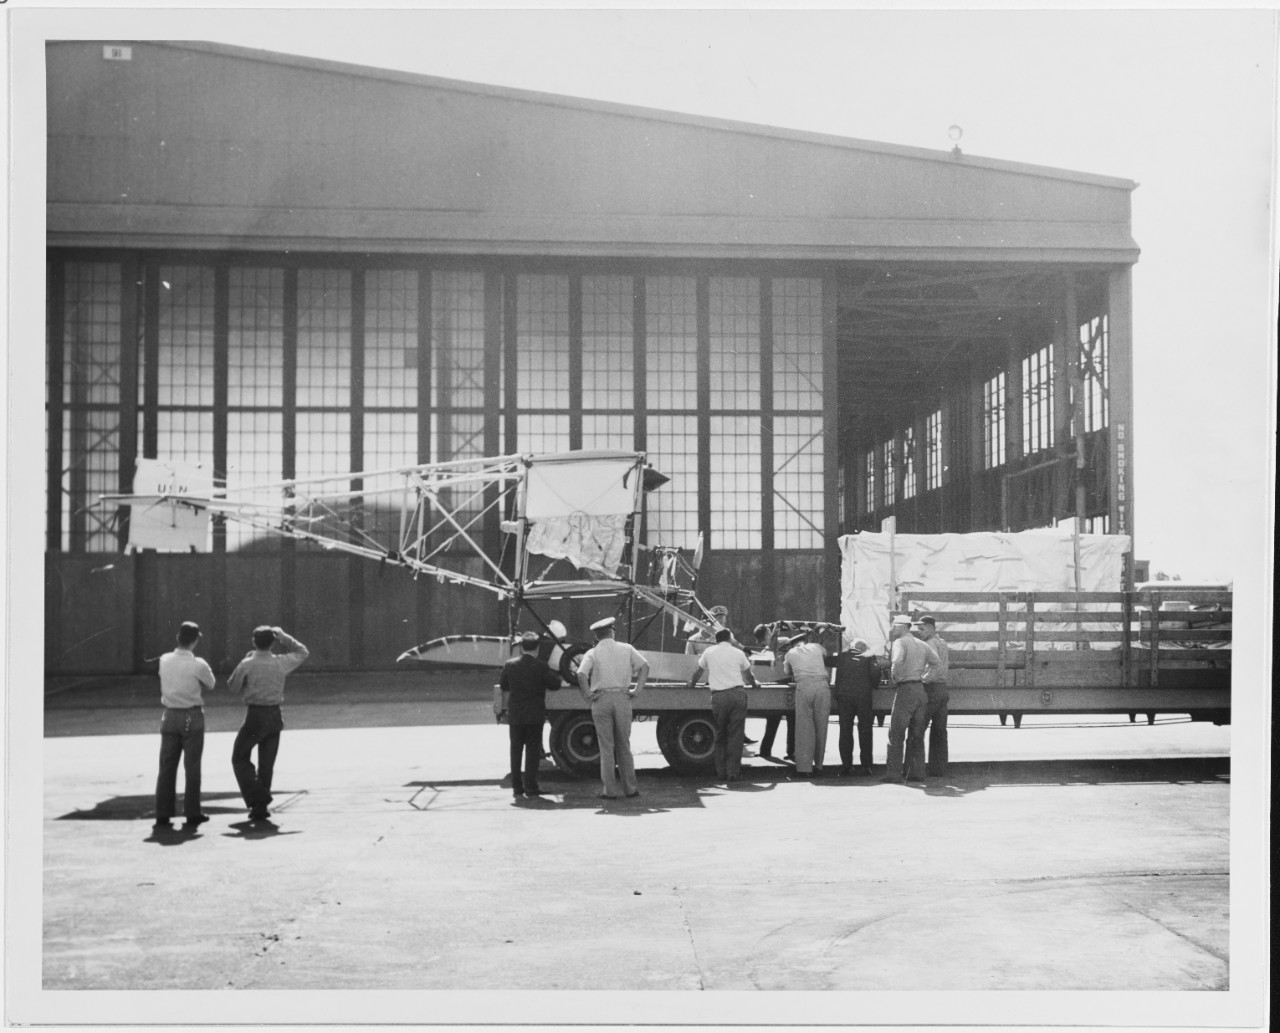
[[558, 644, 589, 685], [656, 712, 717, 776], [548, 711, 600, 777]]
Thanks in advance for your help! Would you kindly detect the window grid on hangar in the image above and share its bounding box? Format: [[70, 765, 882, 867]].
[[45, 256, 827, 556]]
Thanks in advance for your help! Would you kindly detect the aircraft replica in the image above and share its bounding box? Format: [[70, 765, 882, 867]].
[[98, 451, 843, 685]]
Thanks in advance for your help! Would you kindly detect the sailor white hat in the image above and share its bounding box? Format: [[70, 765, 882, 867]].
[[590, 617, 616, 632], [891, 614, 914, 626]]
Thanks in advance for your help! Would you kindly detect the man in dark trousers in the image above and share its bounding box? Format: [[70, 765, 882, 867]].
[[915, 615, 951, 777], [153, 620, 216, 833], [501, 630, 562, 799], [228, 625, 309, 822], [832, 636, 880, 776]]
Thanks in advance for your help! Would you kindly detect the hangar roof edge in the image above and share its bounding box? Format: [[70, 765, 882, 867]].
[[65, 39, 1138, 193]]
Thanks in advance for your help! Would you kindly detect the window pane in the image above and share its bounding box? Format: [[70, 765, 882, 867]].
[[365, 269, 418, 410], [710, 415, 761, 549], [431, 270, 488, 410], [582, 275, 634, 411], [1022, 344, 1054, 456], [774, 415, 823, 548], [709, 277, 759, 410], [645, 276, 697, 410], [62, 262, 122, 551], [772, 278, 823, 409], [364, 412, 418, 541], [983, 372, 1006, 469], [228, 268, 284, 408], [1081, 315, 1109, 432], [902, 426, 917, 500], [647, 415, 697, 549], [155, 411, 213, 468], [296, 411, 351, 481], [516, 413, 569, 455], [582, 414, 634, 452], [63, 262, 121, 406], [226, 411, 282, 551], [516, 273, 569, 410], [926, 410, 943, 490], [881, 439, 896, 506], [297, 268, 351, 408], [157, 266, 215, 407]]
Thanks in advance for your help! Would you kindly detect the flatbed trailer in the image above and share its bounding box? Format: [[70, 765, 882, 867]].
[[500, 586, 1231, 777]]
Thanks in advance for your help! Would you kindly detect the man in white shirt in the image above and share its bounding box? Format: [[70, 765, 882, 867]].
[[153, 621, 216, 833], [881, 614, 941, 784], [576, 617, 649, 800], [686, 628, 760, 782]]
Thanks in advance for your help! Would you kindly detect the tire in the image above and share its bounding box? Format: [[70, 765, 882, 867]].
[[558, 643, 589, 685], [548, 710, 600, 777], [656, 711, 718, 776]]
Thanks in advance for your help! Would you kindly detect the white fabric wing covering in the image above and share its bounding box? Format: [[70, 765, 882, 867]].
[[523, 456, 638, 574], [840, 528, 1132, 655], [126, 458, 213, 552]]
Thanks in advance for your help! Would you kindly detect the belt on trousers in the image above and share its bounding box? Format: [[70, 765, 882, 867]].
[[247, 702, 282, 708], [711, 685, 746, 692], [163, 705, 202, 711], [895, 680, 923, 685]]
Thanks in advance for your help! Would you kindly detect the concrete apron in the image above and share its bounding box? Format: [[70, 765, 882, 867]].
[[41, 719, 1229, 1004]]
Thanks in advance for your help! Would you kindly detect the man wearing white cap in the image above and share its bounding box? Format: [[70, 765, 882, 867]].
[[880, 614, 941, 784], [577, 617, 649, 799]]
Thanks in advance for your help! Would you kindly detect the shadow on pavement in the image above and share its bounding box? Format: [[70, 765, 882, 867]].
[[57, 792, 248, 821], [222, 819, 302, 840]]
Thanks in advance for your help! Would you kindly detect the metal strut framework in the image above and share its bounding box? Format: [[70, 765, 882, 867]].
[[97, 449, 729, 641]]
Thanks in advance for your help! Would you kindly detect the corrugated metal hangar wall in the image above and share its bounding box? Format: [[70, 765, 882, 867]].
[[45, 41, 1138, 674]]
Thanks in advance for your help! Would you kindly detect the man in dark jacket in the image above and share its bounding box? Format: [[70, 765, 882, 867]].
[[832, 637, 880, 776], [500, 631, 562, 799]]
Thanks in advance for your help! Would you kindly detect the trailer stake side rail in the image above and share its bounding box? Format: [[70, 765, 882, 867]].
[[497, 588, 1230, 777]]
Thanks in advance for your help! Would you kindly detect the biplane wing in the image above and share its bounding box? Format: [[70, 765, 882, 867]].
[[99, 449, 732, 662]]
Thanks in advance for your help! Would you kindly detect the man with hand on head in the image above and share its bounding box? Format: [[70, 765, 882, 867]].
[[576, 617, 649, 800], [153, 620, 216, 833], [501, 630, 562, 799], [686, 627, 760, 782], [228, 625, 309, 822]]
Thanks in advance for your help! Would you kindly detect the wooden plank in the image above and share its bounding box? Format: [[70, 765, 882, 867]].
[[1122, 587, 1134, 687], [898, 590, 1125, 604], [1025, 597, 1035, 689], [1030, 610, 1130, 621], [1026, 630, 1128, 642], [1137, 590, 1233, 604], [996, 592, 1007, 687], [1150, 600, 1161, 687]]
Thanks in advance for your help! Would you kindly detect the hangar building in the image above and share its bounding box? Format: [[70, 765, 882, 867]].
[[45, 41, 1138, 673]]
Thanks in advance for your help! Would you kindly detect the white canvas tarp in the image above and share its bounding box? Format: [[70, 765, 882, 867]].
[[523, 453, 640, 575], [839, 528, 1132, 655]]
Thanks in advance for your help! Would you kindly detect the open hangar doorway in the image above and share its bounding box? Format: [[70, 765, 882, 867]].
[[833, 262, 1124, 550]]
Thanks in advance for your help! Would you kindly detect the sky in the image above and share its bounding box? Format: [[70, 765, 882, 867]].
[[7, 5, 1277, 588]]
